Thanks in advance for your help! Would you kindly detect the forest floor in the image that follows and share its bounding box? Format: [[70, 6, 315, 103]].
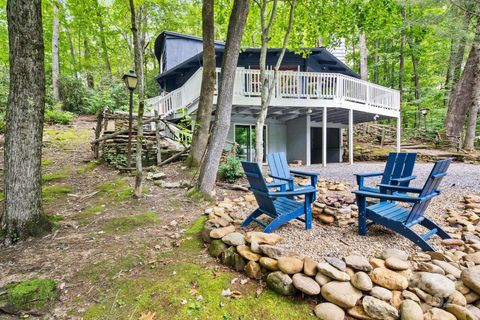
[[0, 116, 315, 320]]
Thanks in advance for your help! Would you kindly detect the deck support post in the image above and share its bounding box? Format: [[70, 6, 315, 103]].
[[322, 107, 327, 167], [396, 116, 401, 152], [349, 108, 353, 165], [306, 115, 311, 166]]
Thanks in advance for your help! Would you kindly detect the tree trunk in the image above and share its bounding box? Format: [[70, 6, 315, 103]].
[[96, 0, 112, 79], [255, 0, 295, 164], [399, 2, 406, 101], [187, 0, 216, 168], [129, 0, 145, 198], [52, 3, 61, 105], [2, 0, 52, 239], [373, 39, 379, 83], [359, 32, 368, 81], [67, 30, 78, 79], [84, 39, 94, 88], [464, 99, 479, 150], [409, 43, 420, 128], [445, 17, 480, 148], [197, 0, 250, 196]]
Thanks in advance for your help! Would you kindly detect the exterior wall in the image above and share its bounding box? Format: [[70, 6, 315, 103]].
[[286, 116, 309, 164]]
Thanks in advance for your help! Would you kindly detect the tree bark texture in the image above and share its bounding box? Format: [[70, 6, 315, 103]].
[[464, 99, 479, 150], [129, 0, 145, 198], [197, 0, 250, 196], [187, 0, 216, 167], [255, 0, 295, 164], [96, 0, 112, 79], [359, 32, 368, 81], [399, 2, 406, 101], [84, 38, 94, 88], [445, 16, 480, 148], [67, 30, 78, 79], [2, 0, 51, 239], [52, 3, 61, 105]]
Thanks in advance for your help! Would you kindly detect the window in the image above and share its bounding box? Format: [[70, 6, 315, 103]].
[[234, 124, 267, 162]]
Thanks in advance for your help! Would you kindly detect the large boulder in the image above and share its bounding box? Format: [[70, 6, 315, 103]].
[[266, 271, 297, 296], [314, 302, 345, 320], [362, 295, 399, 320], [321, 281, 363, 308], [409, 272, 455, 298], [370, 268, 408, 290]]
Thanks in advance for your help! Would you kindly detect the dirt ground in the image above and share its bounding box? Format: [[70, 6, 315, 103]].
[[0, 117, 315, 320]]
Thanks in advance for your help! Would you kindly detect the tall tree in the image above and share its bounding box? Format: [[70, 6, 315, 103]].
[[2, 0, 52, 239], [129, 0, 145, 198], [464, 99, 479, 150], [359, 32, 368, 80], [445, 13, 480, 148], [187, 0, 216, 168], [254, 0, 295, 164], [52, 2, 61, 105], [197, 0, 250, 196], [95, 0, 112, 79]]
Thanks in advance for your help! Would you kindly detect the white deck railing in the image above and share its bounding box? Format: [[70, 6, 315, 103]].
[[146, 67, 400, 118]]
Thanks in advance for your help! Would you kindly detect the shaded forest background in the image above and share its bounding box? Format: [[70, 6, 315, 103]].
[[0, 0, 478, 144]]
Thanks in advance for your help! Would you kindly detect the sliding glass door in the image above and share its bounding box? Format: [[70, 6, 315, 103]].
[[234, 124, 267, 162]]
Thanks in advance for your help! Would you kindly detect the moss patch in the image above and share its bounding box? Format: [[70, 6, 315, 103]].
[[187, 187, 212, 202], [1, 278, 58, 314], [96, 178, 133, 203], [41, 158, 54, 167], [44, 128, 90, 148], [76, 205, 105, 224], [102, 211, 160, 234], [42, 184, 72, 203], [42, 170, 70, 182], [76, 161, 100, 174], [0, 192, 4, 202]]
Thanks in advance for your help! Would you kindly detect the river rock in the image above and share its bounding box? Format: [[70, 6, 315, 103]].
[[315, 272, 332, 286], [417, 262, 445, 275], [222, 232, 245, 246], [464, 252, 480, 265], [462, 265, 480, 294], [386, 257, 410, 271], [266, 271, 297, 296], [321, 281, 363, 308], [371, 286, 393, 301], [400, 299, 423, 320], [347, 305, 372, 320], [314, 302, 345, 320], [432, 260, 461, 278], [210, 225, 236, 239], [445, 303, 477, 320], [259, 257, 279, 271], [352, 272, 373, 291], [208, 240, 228, 257], [278, 257, 303, 274], [447, 290, 467, 306], [409, 272, 455, 298], [402, 290, 420, 303], [362, 295, 399, 320], [237, 245, 261, 261], [259, 244, 288, 259], [221, 246, 246, 271], [345, 255, 373, 272], [424, 308, 456, 320], [292, 273, 320, 295], [304, 257, 318, 276], [317, 262, 350, 281], [245, 232, 282, 245], [370, 268, 408, 290], [245, 261, 262, 279], [325, 256, 346, 271], [381, 248, 409, 261]]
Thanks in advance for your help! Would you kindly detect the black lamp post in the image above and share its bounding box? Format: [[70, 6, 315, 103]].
[[420, 107, 429, 130], [122, 70, 138, 168]]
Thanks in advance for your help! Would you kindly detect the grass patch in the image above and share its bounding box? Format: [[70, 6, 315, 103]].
[[76, 205, 104, 224], [0, 192, 4, 201], [96, 178, 132, 203], [102, 211, 160, 234], [42, 185, 72, 203], [42, 170, 70, 182], [44, 128, 90, 148], [76, 161, 100, 174], [187, 187, 212, 202]]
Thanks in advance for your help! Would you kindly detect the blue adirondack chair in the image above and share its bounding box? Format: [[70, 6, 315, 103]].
[[353, 158, 452, 251], [355, 152, 417, 193], [241, 161, 316, 233], [267, 152, 319, 197]]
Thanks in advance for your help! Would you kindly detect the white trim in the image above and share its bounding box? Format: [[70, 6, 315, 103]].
[[396, 117, 401, 152]]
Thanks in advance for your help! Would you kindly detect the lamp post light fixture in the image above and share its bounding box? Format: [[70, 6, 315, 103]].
[[122, 70, 138, 168], [420, 107, 429, 130]]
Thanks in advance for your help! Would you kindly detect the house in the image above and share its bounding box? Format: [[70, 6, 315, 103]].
[[147, 31, 401, 166]]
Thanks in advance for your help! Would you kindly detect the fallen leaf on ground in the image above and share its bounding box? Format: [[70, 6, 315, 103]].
[[138, 311, 156, 320]]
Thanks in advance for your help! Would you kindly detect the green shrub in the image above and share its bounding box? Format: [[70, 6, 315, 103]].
[[218, 156, 243, 183], [44, 109, 74, 125], [59, 75, 89, 113], [85, 78, 129, 114]]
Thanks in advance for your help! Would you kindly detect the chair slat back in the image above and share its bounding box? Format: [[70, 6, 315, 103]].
[[267, 152, 291, 185], [405, 158, 452, 225], [241, 161, 277, 215], [381, 152, 417, 186]]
